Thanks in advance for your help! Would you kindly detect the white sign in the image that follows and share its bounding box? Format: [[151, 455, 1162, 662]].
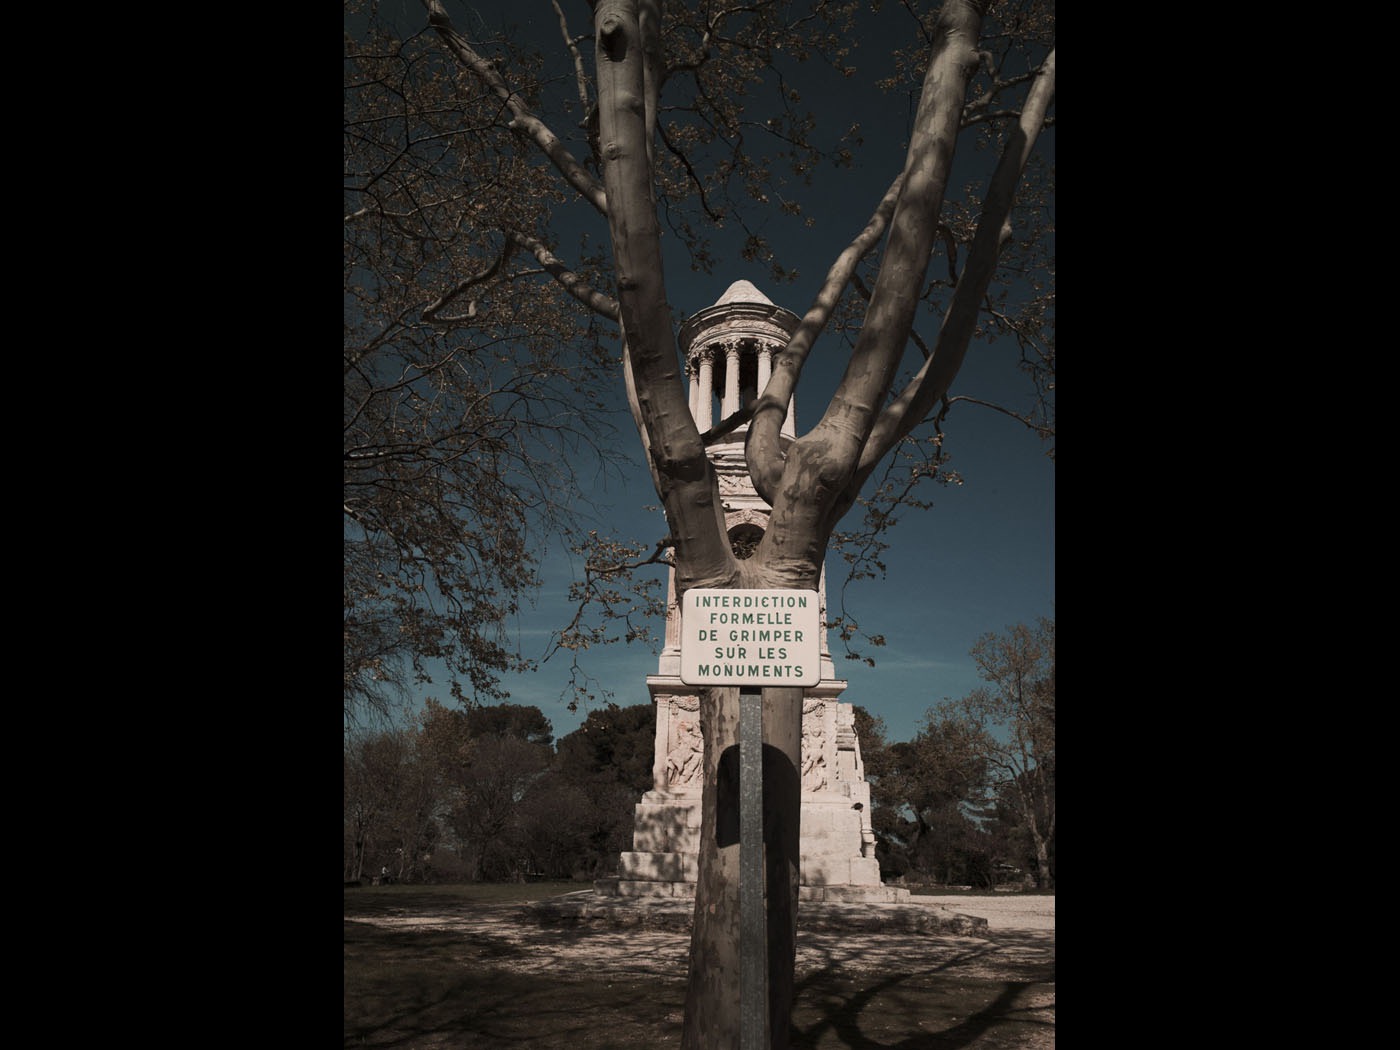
[[679, 588, 820, 687]]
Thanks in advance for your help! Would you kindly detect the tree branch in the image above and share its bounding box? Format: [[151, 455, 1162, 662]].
[[595, 0, 735, 594], [658, 122, 722, 221], [550, 0, 592, 114], [508, 230, 620, 321], [808, 0, 985, 469], [744, 171, 905, 503], [421, 0, 608, 215], [420, 236, 515, 324], [851, 46, 1055, 487]]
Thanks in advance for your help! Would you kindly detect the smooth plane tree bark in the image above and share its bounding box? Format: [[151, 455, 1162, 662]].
[[761, 0, 987, 573], [593, 0, 735, 596], [852, 47, 1056, 490], [678, 684, 803, 1050]]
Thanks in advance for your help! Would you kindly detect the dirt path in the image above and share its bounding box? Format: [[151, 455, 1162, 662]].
[[351, 892, 1054, 983], [347, 891, 1055, 1048]]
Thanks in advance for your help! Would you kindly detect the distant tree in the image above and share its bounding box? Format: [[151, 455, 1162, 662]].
[[555, 702, 656, 795], [344, 728, 441, 883], [988, 751, 1055, 886], [865, 716, 991, 884], [465, 702, 556, 747], [515, 773, 601, 877], [452, 734, 557, 879], [415, 698, 558, 879], [345, 730, 394, 882], [931, 617, 1055, 888], [545, 702, 658, 875], [514, 768, 641, 879]]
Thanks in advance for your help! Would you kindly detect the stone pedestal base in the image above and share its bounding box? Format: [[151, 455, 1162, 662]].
[[595, 786, 907, 904]]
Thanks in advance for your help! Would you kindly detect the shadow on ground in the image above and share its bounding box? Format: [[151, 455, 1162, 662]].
[[344, 894, 1054, 1049]]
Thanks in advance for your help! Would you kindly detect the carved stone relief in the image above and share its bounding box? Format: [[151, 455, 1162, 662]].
[[801, 697, 827, 792], [664, 695, 703, 789]]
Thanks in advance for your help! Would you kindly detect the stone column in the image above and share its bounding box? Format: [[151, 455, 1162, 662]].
[[663, 564, 681, 653], [740, 347, 756, 409], [696, 346, 715, 431], [688, 357, 700, 421], [755, 340, 796, 435], [651, 697, 670, 793], [722, 341, 741, 420]]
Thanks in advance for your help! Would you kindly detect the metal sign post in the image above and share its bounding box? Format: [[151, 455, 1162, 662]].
[[678, 589, 819, 1050], [739, 688, 765, 1050]]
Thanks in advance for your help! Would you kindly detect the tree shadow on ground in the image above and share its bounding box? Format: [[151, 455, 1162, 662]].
[[346, 922, 687, 1049], [792, 970, 1053, 1049], [787, 937, 1053, 1049], [345, 899, 1053, 1049]]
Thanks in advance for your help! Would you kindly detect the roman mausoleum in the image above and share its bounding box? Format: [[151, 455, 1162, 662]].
[[596, 280, 909, 904]]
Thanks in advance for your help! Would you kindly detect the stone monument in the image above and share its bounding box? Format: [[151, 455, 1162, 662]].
[[596, 280, 909, 904]]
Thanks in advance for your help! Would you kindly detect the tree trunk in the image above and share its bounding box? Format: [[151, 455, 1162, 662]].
[[682, 686, 741, 1050], [682, 685, 804, 1050], [351, 833, 366, 882], [1033, 834, 1051, 889], [762, 686, 804, 1049]]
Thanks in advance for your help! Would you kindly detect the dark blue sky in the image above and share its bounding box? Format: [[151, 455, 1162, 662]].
[[377, 1, 1055, 744]]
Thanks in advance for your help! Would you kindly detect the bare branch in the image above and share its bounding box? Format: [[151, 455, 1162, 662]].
[[944, 393, 1055, 443], [421, 0, 608, 214], [344, 306, 418, 376], [550, 0, 592, 114], [658, 122, 722, 221], [701, 403, 754, 445], [420, 236, 515, 324], [852, 47, 1056, 484], [542, 533, 672, 667], [745, 171, 904, 503], [508, 231, 620, 321]]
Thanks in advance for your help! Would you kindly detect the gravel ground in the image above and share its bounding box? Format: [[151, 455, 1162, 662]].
[[347, 891, 1056, 1048], [352, 892, 1054, 982], [914, 893, 1056, 931]]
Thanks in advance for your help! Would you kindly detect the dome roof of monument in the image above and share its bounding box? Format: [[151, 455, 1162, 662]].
[[678, 278, 799, 354], [713, 280, 774, 307]]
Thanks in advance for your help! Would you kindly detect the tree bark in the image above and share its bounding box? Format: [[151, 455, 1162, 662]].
[[594, 0, 736, 593], [1034, 836, 1051, 889], [762, 686, 804, 1048], [682, 685, 742, 1050], [681, 685, 803, 1050], [755, 0, 987, 569]]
